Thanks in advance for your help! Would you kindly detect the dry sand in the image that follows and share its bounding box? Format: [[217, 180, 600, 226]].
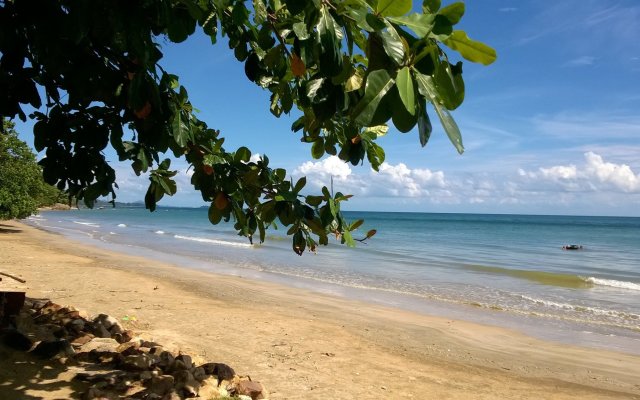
[[1, 219, 639, 399]]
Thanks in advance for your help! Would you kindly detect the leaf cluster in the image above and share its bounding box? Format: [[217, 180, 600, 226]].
[[0, 0, 494, 253]]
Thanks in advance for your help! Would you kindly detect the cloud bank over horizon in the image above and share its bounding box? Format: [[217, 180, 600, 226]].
[[106, 150, 639, 216], [291, 153, 640, 215]]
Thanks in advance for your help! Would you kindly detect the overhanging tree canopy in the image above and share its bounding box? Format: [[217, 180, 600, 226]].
[[0, 0, 495, 254]]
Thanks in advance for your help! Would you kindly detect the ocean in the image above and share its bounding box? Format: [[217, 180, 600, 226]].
[[26, 208, 640, 354]]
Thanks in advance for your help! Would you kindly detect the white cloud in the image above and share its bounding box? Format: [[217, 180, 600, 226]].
[[109, 159, 204, 206], [293, 156, 452, 200], [584, 152, 640, 192], [539, 165, 578, 180], [517, 152, 640, 193], [295, 156, 353, 185], [107, 152, 639, 216], [499, 7, 517, 12]]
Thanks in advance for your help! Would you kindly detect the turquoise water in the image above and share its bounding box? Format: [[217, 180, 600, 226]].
[[27, 209, 640, 353]]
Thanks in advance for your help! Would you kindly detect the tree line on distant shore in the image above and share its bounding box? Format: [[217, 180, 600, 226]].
[[0, 119, 66, 219]]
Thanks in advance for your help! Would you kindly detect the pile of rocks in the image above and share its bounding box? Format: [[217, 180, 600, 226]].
[[1, 298, 267, 400]]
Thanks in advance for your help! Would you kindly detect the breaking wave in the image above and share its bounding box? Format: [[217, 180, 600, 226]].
[[173, 234, 252, 248]]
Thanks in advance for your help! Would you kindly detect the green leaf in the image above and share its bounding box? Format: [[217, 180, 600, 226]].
[[284, 0, 306, 15], [292, 22, 310, 40], [317, 5, 343, 75], [366, 142, 386, 171], [443, 30, 497, 65], [396, 66, 415, 115], [380, 22, 405, 65], [234, 146, 251, 162], [306, 195, 323, 207], [438, 2, 465, 24], [352, 70, 395, 126], [181, 0, 204, 20], [423, 0, 441, 13], [258, 219, 266, 243], [417, 100, 432, 147], [342, 229, 356, 247], [363, 125, 389, 137], [350, 219, 364, 231], [292, 231, 306, 255], [208, 203, 223, 224], [376, 0, 412, 17], [366, 14, 387, 31], [414, 72, 461, 152], [167, 8, 196, 43], [391, 93, 418, 133], [145, 182, 160, 211], [430, 14, 453, 40], [252, 0, 268, 24], [349, 6, 375, 32], [433, 101, 463, 153], [345, 68, 364, 92], [311, 139, 325, 159], [172, 112, 190, 147], [293, 177, 306, 193], [388, 13, 435, 38], [306, 78, 325, 103], [159, 176, 177, 195], [433, 59, 464, 110]]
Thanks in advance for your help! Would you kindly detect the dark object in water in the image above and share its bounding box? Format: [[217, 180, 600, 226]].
[[562, 244, 583, 250]]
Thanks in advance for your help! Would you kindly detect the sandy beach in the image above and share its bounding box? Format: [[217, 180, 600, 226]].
[[1, 219, 639, 399]]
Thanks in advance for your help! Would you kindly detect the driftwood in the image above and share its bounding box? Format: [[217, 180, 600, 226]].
[[0, 271, 26, 283]]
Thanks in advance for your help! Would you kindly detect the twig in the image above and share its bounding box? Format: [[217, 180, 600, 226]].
[[0, 271, 26, 283]]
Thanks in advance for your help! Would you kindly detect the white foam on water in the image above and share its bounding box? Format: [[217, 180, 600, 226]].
[[174, 234, 252, 248], [73, 221, 100, 227], [155, 230, 165, 234], [519, 295, 640, 321], [586, 277, 640, 292], [117, 223, 127, 227]]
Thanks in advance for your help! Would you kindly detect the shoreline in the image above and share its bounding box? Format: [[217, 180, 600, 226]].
[[2, 219, 640, 399], [28, 211, 640, 356]]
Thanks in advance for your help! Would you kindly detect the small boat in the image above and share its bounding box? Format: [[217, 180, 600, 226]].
[[562, 244, 583, 250]]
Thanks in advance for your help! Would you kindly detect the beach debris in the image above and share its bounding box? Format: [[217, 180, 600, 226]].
[[0, 272, 27, 283], [236, 379, 266, 399], [562, 244, 583, 250], [1, 297, 269, 399], [200, 362, 236, 382], [31, 338, 74, 359]]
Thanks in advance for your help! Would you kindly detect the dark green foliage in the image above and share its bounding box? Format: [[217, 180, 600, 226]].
[[0, 0, 494, 253], [0, 120, 65, 219]]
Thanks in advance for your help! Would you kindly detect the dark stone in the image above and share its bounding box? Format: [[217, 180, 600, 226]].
[[114, 329, 134, 344], [31, 339, 72, 359], [199, 362, 235, 382], [71, 333, 95, 347], [1, 329, 33, 351], [52, 326, 68, 338], [174, 354, 193, 369], [237, 380, 265, 400], [148, 374, 174, 395]]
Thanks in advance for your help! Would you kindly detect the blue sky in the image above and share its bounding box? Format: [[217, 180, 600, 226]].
[[16, 0, 640, 216]]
